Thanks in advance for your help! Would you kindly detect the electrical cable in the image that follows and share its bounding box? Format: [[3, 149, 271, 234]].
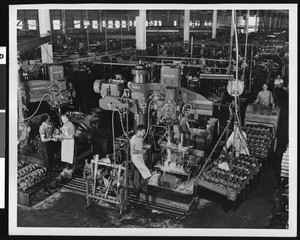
[[142, 99, 154, 141], [23, 93, 53, 121], [112, 109, 116, 164]]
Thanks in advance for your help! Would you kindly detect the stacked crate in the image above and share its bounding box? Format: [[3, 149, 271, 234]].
[[243, 122, 275, 167], [197, 154, 261, 203]]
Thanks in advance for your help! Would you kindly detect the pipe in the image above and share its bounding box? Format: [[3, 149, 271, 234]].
[[242, 10, 250, 81]]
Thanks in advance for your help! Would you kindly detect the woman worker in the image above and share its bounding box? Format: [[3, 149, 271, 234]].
[[59, 114, 77, 172]]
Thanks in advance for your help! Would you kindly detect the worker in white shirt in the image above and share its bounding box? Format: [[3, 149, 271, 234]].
[[254, 83, 275, 109], [130, 125, 151, 193]]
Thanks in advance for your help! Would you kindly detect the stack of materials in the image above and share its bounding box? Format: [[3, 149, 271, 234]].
[[243, 123, 275, 163], [197, 154, 261, 201], [17, 162, 47, 191]]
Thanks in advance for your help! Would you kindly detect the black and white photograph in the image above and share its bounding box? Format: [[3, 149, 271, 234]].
[[8, 3, 297, 237]]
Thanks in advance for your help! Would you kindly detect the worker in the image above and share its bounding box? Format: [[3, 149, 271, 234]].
[[179, 113, 192, 146], [222, 122, 249, 158], [58, 114, 77, 172], [39, 115, 57, 171], [254, 83, 275, 109], [130, 125, 152, 193], [272, 84, 288, 189], [274, 75, 286, 107], [274, 74, 284, 88]]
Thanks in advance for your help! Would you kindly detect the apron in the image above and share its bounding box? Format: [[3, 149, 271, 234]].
[[61, 124, 74, 164], [131, 154, 151, 179]]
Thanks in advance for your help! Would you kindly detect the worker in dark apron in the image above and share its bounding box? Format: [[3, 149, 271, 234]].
[[39, 115, 57, 171]]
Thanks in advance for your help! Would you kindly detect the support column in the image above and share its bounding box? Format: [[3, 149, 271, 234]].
[[212, 10, 217, 39], [136, 10, 146, 53], [278, 17, 282, 29], [38, 9, 53, 64], [99, 10, 103, 33], [274, 14, 277, 29], [61, 10, 66, 35], [244, 10, 249, 34], [269, 12, 272, 29], [254, 13, 258, 32], [184, 10, 190, 42]]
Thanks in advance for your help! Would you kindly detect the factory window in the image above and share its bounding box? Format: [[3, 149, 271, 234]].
[[134, 21, 136, 27], [83, 20, 90, 29], [158, 20, 162, 26], [27, 20, 37, 30], [189, 21, 193, 27], [92, 20, 98, 29], [17, 20, 23, 29], [122, 20, 126, 28], [204, 21, 212, 26], [173, 20, 177, 26], [129, 20, 133, 27], [154, 20, 157, 26], [102, 20, 106, 28], [108, 20, 113, 29], [52, 20, 61, 30], [74, 20, 81, 29], [115, 20, 120, 28], [149, 21, 153, 26], [146, 21, 148, 27]]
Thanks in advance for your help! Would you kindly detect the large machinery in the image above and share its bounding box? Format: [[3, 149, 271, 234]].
[[92, 61, 218, 212]]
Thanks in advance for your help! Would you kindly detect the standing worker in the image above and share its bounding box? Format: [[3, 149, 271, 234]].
[[130, 125, 152, 193], [59, 114, 77, 172], [254, 83, 275, 109], [39, 115, 58, 171]]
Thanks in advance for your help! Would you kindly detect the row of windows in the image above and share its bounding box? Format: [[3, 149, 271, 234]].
[[17, 19, 213, 30]]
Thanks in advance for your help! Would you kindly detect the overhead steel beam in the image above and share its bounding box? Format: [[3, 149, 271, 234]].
[[17, 35, 52, 53]]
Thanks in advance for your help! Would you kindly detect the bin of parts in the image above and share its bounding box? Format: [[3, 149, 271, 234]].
[[243, 122, 275, 168], [196, 154, 262, 211], [17, 161, 54, 206]]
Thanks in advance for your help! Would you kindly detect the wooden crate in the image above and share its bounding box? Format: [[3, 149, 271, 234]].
[[17, 177, 54, 206], [196, 163, 261, 201]]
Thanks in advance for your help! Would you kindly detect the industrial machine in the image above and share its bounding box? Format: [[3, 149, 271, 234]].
[[92, 61, 218, 213]]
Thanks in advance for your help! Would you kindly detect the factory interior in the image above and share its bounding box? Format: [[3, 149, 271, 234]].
[[15, 7, 292, 232]]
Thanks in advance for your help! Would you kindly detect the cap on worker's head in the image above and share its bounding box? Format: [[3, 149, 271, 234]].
[[262, 84, 268, 89]]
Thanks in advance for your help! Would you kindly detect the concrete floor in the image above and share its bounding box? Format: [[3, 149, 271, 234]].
[[17, 160, 286, 229]]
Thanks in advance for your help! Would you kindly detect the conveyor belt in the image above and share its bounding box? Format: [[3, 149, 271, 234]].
[[49, 172, 190, 215]]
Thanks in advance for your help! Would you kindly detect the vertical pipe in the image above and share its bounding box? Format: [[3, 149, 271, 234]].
[[121, 10, 123, 51], [228, 10, 234, 77], [242, 10, 250, 81], [86, 10, 90, 52], [212, 10, 217, 39], [105, 11, 108, 52], [190, 36, 193, 57], [249, 44, 253, 92]]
